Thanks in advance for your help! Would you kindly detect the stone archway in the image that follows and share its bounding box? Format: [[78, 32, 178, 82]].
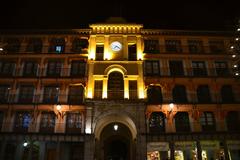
[[94, 114, 137, 160]]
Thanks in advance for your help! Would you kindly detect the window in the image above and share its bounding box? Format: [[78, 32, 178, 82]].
[[71, 38, 89, 53], [144, 61, 160, 76], [43, 86, 59, 103], [172, 85, 188, 103], [70, 60, 86, 77], [26, 38, 42, 53], [18, 85, 35, 103], [0, 85, 10, 103], [66, 112, 82, 133], [55, 46, 63, 53], [48, 38, 65, 53], [68, 86, 84, 104], [94, 80, 103, 99], [128, 44, 137, 60], [14, 112, 31, 132], [147, 86, 163, 104], [221, 85, 235, 103], [40, 112, 55, 133], [197, 85, 211, 103], [96, 45, 104, 61], [108, 72, 124, 99], [192, 61, 207, 76], [188, 40, 204, 53], [4, 38, 21, 53], [165, 40, 182, 53], [215, 61, 229, 76], [23, 61, 38, 77], [144, 40, 160, 53], [200, 112, 215, 132], [47, 61, 62, 77], [209, 40, 225, 53], [175, 112, 190, 132], [169, 60, 184, 76], [129, 80, 138, 99], [149, 112, 165, 133], [226, 111, 240, 131], [0, 61, 15, 76]]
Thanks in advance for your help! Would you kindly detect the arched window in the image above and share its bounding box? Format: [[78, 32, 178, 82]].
[[108, 71, 124, 99], [221, 85, 235, 103], [68, 85, 84, 104], [226, 111, 240, 131], [200, 112, 215, 132], [197, 85, 211, 103], [172, 85, 188, 103], [147, 86, 163, 104], [149, 112, 165, 133], [174, 112, 190, 132]]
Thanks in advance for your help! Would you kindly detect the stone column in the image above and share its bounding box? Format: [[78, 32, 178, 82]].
[[124, 78, 129, 99], [89, 35, 96, 60], [104, 35, 110, 60], [123, 35, 128, 60], [136, 35, 142, 60], [87, 61, 94, 98], [137, 61, 145, 99]]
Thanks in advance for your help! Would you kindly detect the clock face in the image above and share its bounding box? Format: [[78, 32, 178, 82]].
[[110, 41, 122, 52]]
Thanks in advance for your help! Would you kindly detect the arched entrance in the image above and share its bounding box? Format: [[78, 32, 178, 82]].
[[100, 123, 132, 160]]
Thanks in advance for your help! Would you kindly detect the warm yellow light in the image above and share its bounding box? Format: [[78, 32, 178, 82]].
[[169, 103, 174, 110], [137, 51, 143, 60], [138, 89, 144, 99], [87, 89, 93, 98], [89, 51, 95, 60], [124, 89, 129, 99], [232, 54, 236, 58], [102, 90, 107, 99], [56, 104, 62, 111], [104, 51, 112, 60]]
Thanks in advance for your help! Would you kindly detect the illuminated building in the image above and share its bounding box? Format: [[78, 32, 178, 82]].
[[0, 17, 239, 160]]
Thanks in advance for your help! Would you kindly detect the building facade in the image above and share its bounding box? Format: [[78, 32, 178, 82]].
[[0, 18, 240, 160]]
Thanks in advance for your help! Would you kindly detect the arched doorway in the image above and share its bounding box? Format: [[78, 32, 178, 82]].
[[100, 122, 133, 160]]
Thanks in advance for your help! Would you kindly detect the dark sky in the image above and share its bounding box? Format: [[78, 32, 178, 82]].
[[0, 0, 240, 30]]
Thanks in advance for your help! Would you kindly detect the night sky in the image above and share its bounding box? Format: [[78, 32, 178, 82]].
[[0, 0, 240, 30]]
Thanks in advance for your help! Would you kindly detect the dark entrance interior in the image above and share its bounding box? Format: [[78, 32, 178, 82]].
[[99, 122, 132, 160], [105, 137, 128, 160]]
